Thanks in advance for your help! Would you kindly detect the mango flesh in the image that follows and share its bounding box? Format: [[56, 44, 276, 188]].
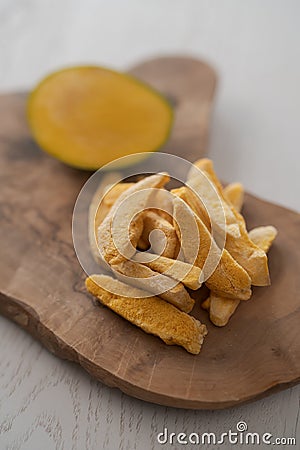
[[27, 66, 173, 170]]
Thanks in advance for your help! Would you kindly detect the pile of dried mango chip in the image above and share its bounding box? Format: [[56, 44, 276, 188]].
[[86, 159, 277, 354]]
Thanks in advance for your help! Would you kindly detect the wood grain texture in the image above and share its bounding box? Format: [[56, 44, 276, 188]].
[[1, 318, 299, 450], [129, 56, 217, 162], [0, 58, 300, 411]]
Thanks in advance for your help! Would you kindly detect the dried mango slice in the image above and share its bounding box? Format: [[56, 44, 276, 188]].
[[172, 195, 252, 300], [206, 249, 252, 300], [171, 186, 211, 230], [133, 252, 202, 290], [201, 297, 211, 311], [89, 179, 134, 266], [223, 182, 244, 212], [112, 260, 195, 313], [150, 188, 174, 223], [138, 210, 180, 258], [201, 293, 240, 327], [205, 223, 277, 327], [209, 294, 240, 327], [86, 275, 207, 354], [101, 182, 135, 207], [191, 159, 270, 286], [187, 163, 240, 239], [248, 226, 278, 253], [27, 66, 173, 169], [98, 173, 169, 265], [226, 227, 270, 286]]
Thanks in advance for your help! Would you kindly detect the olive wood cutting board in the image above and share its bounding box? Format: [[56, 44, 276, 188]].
[[0, 56, 299, 410]]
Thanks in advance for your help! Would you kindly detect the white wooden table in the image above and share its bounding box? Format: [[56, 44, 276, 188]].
[[1, 1, 299, 448]]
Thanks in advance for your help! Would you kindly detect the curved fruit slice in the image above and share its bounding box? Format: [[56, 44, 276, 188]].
[[27, 66, 173, 169]]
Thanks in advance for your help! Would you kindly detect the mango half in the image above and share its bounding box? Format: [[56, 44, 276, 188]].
[[27, 66, 173, 170]]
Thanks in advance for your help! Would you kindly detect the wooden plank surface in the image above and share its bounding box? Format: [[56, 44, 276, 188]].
[[1, 2, 300, 448], [0, 319, 299, 449], [0, 57, 299, 412]]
